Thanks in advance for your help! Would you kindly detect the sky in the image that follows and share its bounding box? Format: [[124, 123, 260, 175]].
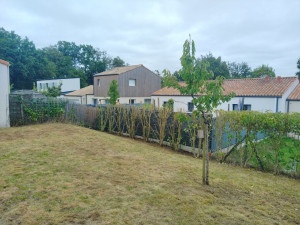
[[1, 0, 300, 77]]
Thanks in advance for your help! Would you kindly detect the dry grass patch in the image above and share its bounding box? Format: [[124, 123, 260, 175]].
[[0, 123, 299, 225]]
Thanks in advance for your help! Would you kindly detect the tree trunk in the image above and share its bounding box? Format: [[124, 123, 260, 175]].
[[205, 123, 209, 185], [202, 128, 206, 185]]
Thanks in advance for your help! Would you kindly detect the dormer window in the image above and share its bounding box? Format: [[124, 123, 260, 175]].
[[129, 79, 136, 87]]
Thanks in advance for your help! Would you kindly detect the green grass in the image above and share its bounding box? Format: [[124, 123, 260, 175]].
[[0, 123, 299, 224]]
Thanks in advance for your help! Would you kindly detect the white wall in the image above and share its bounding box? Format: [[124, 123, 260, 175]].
[[37, 78, 80, 93], [91, 96, 151, 105], [151, 95, 278, 113], [279, 79, 299, 112], [289, 101, 300, 113], [63, 96, 82, 104], [0, 63, 10, 128]]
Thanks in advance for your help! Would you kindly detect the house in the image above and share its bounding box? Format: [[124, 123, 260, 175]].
[[37, 78, 80, 95], [93, 64, 161, 105], [64, 85, 94, 104], [151, 76, 299, 113], [287, 83, 300, 113], [0, 59, 10, 128]]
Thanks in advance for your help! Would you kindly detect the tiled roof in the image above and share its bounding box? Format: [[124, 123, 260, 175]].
[[66, 85, 93, 96], [0, 59, 10, 66], [94, 64, 143, 76], [152, 77, 298, 97], [288, 83, 300, 100]]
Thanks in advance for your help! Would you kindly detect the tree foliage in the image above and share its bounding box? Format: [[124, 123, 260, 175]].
[[228, 62, 252, 79], [107, 80, 120, 105], [251, 64, 276, 78], [42, 83, 62, 97], [198, 53, 230, 79], [164, 35, 235, 185], [0, 27, 126, 89]]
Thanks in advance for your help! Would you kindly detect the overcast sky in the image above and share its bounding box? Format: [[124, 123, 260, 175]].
[[1, 0, 300, 76]]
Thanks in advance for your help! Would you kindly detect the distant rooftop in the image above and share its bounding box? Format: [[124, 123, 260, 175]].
[[66, 85, 93, 96], [152, 76, 298, 97], [94, 65, 143, 76]]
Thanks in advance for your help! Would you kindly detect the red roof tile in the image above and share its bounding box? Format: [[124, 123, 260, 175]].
[[288, 83, 300, 100], [152, 77, 298, 97], [0, 59, 10, 66]]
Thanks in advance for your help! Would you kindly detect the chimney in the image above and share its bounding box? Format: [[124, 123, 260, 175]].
[[277, 76, 281, 83], [265, 75, 269, 82]]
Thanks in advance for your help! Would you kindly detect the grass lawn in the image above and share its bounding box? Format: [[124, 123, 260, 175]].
[[0, 123, 299, 225]]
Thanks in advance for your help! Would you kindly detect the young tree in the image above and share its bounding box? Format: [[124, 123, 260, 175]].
[[251, 64, 276, 78], [107, 80, 119, 105], [296, 58, 300, 80], [164, 35, 234, 185], [42, 83, 62, 97]]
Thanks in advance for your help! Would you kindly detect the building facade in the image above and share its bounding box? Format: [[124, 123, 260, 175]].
[[151, 77, 299, 113], [287, 84, 300, 113], [0, 59, 10, 128], [37, 78, 80, 95], [93, 64, 161, 105]]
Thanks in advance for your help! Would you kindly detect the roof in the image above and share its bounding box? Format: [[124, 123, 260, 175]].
[[288, 83, 300, 100], [152, 77, 298, 97], [65, 85, 93, 96], [0, 59, 10, 66], [94, 64, 143, 76]]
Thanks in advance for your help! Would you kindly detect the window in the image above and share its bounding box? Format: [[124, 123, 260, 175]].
[[233, 104, 251, 111], [39, 83, 42, 91], [233, 104, 239, 111], [52, 82, 55, 87], [129, 99, 135, 105], [243, 104, 251, 111], [188, 102, 194, 112], [46, 83, 49, 89], [98, 79, 101, 87], [129, 79, 136, 87], [144, 99, 151, 104], [93, 99, 97, 105]]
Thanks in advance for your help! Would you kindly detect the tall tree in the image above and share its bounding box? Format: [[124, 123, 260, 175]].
[[112, 56, 125, 68], [107, 80, 119, 105], [251, 64, 276, 78], [228, 62, 252, 79], [296, 58, 300, 80], [164, 35, 234, 185], [198, 53, 230, 79]]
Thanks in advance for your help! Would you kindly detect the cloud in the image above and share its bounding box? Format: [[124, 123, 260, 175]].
[[1, 0, 300, 76]]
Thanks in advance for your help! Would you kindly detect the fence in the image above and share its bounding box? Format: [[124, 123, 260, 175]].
[[8, 96, 300, 177]]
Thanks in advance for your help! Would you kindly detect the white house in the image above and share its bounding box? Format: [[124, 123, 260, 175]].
[[287, 83, 300, 113], [0, 59, 10, 128], [37, 78, 80, 95], [151, 76, 299, 113], [64, 85, 94, 104]]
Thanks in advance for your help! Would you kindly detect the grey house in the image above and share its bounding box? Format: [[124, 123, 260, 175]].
[[93, 64, 161, 104]]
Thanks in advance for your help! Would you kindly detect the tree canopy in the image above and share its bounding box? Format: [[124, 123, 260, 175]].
[[228, 62, 252, 79], [251, 64, 276, 78], [198, 53, 230, 79], [0, 27, 127, 90]]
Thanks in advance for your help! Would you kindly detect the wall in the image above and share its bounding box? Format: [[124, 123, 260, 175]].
[[93, 75, 118, 97], [93, 66, 161, 98], [37, 78, 80, 93], [0, 62, 10, 128], [279, 79, 299, 112], [63, 95, 82, 104], [90, 96, 152, 105], [151, 95, 277, 113], [288, 101, 300, 113]]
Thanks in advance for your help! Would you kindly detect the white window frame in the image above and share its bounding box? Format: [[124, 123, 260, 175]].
[[129, 79, 136, 87]]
